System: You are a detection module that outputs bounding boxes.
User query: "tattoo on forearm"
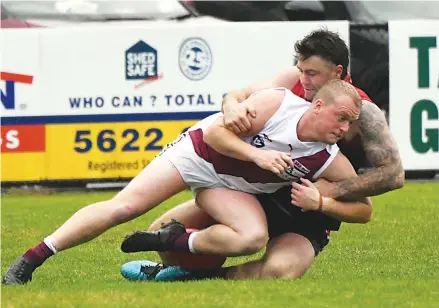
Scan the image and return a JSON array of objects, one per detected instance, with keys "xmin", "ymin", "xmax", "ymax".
[{"xmin": 335, "ymin": 102, "xmax": 404, "ymax": 199}]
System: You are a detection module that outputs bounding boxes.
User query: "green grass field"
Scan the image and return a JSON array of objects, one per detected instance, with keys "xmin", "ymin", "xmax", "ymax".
[{"xmin": 1, "ymin": 182, "xmax": 439, "ymax": 307}]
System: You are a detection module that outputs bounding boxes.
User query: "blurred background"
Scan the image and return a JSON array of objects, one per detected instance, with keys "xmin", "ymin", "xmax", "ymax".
[
  {"xmin": 2, "ymin": 0, "xmax": 438, "ymax": 113},
  {"xmin": 1, "ymin": 1, "xmax": 438, "ymax": 187}
]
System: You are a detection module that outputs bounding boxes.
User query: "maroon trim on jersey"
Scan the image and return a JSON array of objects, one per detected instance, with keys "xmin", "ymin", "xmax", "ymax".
[{"xmin": 189, "ymin": 129, "xmax": 330, "ymax": 184}]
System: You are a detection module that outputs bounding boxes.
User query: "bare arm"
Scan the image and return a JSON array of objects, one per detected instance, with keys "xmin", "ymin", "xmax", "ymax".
[
  {"xmin": 319, "ymin": 152, "xmax": 372, "ymax": 223},
  {"xmin": 204, "ymin": 89, "xmax": 294, "ymax": 173},
  {"xmin": 331, "ymin": 101, "xmax": 405, "ymax": 199},
  {"xmin": 221, "ymin": 67, "xmax": 300, "ymax": 133},
  {"xmin": 292, "ymin": 152, "xmax": 372, "ymax": 223},
  {"xmin": 221, "ymin": 66, "xmax": 300, "ymax": 109}
]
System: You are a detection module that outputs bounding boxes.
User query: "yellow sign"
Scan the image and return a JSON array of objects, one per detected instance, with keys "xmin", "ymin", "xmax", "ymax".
[{"xmin": 1, "ymin": 120, "xmax": 198, "ymax": 182}]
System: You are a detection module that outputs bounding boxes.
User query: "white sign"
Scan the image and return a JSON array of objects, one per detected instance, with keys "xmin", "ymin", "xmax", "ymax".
[
  {"xmin": 0, "ymin": 30, "xmax": 39, "ymax": 115},
  {"xmin": 1, "ymin": 21, "xmax": 349, "ymax": 117},
  {"xmin": 389, "ymin": 20, "xmax": 439, "ymax": 171}
]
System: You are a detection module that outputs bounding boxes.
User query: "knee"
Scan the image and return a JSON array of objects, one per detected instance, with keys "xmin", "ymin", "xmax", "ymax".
[
  {"xmin": 262, "ymin": 258, "xmax": 311, "ymax": 280},
  {"xmin": 239, "ymin": 230, "xmax": 269, "ymax": 255}
]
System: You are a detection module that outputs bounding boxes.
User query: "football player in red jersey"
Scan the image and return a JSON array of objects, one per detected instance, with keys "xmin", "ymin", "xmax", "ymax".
[{"xmin": 120, "ymin": 29, "xmax": 404, "ymax": 282}]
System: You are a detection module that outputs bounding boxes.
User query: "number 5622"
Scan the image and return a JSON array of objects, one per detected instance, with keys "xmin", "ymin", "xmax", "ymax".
[{"xmin": 74, "ymin": 128, "xmax": 164, "ymax": 153}]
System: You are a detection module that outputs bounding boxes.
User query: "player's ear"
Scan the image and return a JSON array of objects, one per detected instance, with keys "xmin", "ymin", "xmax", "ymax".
[
  {"xmin": 314, "ymin": 98, "xmax": 324, "ymax": 114},
  {"xmin": 335, "ymin": 64, "xmax": 343, "ymax": 78}
]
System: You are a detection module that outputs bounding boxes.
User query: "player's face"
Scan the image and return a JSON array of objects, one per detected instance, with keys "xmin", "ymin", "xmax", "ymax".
[
  {"xmin": 297, "ymin": 56, "xmax": 343, "ymax": 101},
  {"xmin": 316, "ymin": 95, "xmax": 360, "ymax": 144}
]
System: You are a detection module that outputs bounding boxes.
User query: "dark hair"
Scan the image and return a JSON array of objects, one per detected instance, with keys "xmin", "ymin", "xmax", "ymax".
[{"xmin": 294, "ymin": 29, "xmax": 350, "ymax": 79}]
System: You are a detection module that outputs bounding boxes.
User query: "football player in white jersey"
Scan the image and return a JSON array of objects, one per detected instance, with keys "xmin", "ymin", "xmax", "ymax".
[
  {"xmin": 120, "ymin": 29, "xmax": 401, "ymax": 282},
  {"xmin": 3, "ymin": 80, "xmax": 371, "ymax": 285},
  {"xmin": 117, "ymin": 80, "xmax": 372, "ymax": 282}
]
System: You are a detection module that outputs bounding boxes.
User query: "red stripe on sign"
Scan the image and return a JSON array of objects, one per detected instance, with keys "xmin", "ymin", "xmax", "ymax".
[
  {"xmin": 0, "ymin": 72, "xmax": 34, "ymax": 84},
  {"xmin": 134, "ymin": 74, "xmax": 163, "ymax": 89},
  {"xmin": 1, "ymin": 125, "xmax": 45, "ymax": 153}
]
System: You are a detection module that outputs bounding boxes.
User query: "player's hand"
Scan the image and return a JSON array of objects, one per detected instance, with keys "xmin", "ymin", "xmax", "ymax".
[
  {"xmin": 223, "ymin": 100, "xmax": 256, "ymax": 134},
  {"xmin": 291, "ymin": 178, "xmax": 320, "ymax": 211},
  {"xmin": 313, "ymin": 178, "xmax": 336, "ymax": 198},
  {"xmin": 251, "ymin": 150, "xmax": 294, "ymax": 175}
]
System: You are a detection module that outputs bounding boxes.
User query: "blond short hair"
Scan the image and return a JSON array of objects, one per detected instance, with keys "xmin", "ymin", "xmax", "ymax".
[{"xmin": 312, "ymin": 79, "xmax": 362, "ymax": 108}]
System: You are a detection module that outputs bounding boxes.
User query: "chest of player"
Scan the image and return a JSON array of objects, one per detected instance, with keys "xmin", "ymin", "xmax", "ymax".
[{"xmin": 243, "ymin": 133, "xmax": 331, "ymax": 182}]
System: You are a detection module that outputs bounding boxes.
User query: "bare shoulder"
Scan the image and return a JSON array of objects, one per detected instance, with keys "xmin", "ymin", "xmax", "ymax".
[
  {"xmin": 358, "ymin": 101, "xmax": 401, "ymax": 167},
  {"xmin": 246, "ymin": 88, "xmax": 286, "ymax": 110},
  {"xmin": 242, "ymin": 89, "xmax": 286, "ymax": 135},
  {"xmin": 358, "ymin": 101, "xmax": 387, "ymax": 140}
]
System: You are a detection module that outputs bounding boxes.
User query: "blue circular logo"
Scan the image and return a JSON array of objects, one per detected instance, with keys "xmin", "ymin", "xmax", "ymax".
[{"xmin": 179, "ymin": 38, "xmax": 212, "ymax": 81}]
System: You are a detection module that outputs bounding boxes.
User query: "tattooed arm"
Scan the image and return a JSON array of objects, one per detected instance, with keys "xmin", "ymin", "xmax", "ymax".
[{"xmin": 317, "ymin": 101, "xmax": 405, "ymax": 200}]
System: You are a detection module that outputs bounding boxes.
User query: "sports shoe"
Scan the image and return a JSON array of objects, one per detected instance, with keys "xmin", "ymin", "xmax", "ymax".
[
  {"xmin": 2, "ymin": 256, "xmax": 37, "ymax": 285},
  {"xmin": 121, "ymin": 219, "xmax": 186, "ymax": 253},
  {"xmin": 120, "ymin": 260, "xmax": 163, "ymax": 281},
  {"xmin": 154, "ymin": 266, "xmax": 195, "ymax": 282}
]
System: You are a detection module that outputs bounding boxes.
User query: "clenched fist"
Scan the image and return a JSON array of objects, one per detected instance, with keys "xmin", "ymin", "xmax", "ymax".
[{"xmin": 223, "ymin": 100, "xmax": 256, "ymax": 134}]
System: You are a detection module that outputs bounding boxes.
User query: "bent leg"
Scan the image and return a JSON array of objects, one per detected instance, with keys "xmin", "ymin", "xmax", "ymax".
[
  {"xmin": 148, "ymin": 199, "xmax": 217, "ymax": 266},
  {"xmin": 3, "ymin": 157, "xmax": 189, "ymax": 285},
  {"xmin": 226, "ymin": 233, "xmax": 315, "ymax": 280},
  {"xmin": 51, "ymin": 157, "xmax": 188, "ymax": 251},
  {"xmin": 149, "ymin": 199, "xmax": 216, "ymax": 232},
  {"xmin": 192, "ymin": 188, "xmax": 268, "ymax": 257}
]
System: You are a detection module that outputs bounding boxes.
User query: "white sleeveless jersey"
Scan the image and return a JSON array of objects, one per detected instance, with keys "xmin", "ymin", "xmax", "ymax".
[{"xmin": 176, "ymin": 88, "xmax": 340, "ymax": 194}]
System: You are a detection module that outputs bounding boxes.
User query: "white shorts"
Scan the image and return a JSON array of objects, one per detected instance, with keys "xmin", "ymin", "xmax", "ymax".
[
  {"xmin": 158, "ymin": 130, "xmax": 291, "ymax": 196},
  {"xmin": 158, "ymin": 132, "xmax": 225, "ymax": 195}
]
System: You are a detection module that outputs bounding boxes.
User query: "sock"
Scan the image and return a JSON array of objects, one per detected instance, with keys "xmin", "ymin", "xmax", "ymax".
[
  {"xmin": 43, "ymin": 236, "xmax": 58, "ymax": 254},
  {"xmin": 23, "ymin": 237, "xmax": 57, "ymax": 267},
  {"xmin": 173, "ymin": 230, "xmax": 201, "ymax": 253},
  {"xmin": 188, "ymin": 231, "xmax": 198, "ymax": 253},
  {"xmin": 172, "ymin": 232, "xmax": 191, "ymax": 252}
]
